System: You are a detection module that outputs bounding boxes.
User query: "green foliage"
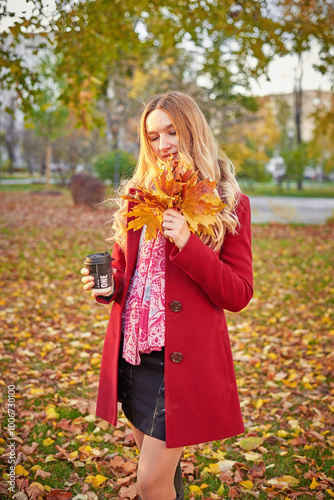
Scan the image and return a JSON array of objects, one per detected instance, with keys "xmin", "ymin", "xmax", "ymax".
[
  {"xmin": 281, "ymin": 142, "xmax": 312, "ymax": 189},
  {"xmin": 280, "ymin": 0, "xmax": 334, "ymax": 70},
  {"xmin": 240, "ymin": 181, "xmax": 334, "ymax": 198},
  {"xmin": 94, "ymin": 150, "xmax": 136, "ymax": 183},
  {"xmin": 2, "ymin": 0, "xmax": 332, "ymax": 125},
  {"xmin": 309, "ymin": 107, "xmax": 334, "ymax": 175},
  {"xmin": 239, "ymin": 159, "xmax": 272, "ymax": 183},
  {"xmin": 273, "ymin": 97, "xmax": 293, "ymax": 152},
  {"xmin": 25, "ymin": 55, "xmax": 69, "ymax": 141},
  {"xmin": 0, "ymin": 0, "xmax": 52, "ymax": 115}
]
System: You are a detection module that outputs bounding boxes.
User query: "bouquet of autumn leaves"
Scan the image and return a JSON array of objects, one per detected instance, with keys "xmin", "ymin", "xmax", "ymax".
[{"xmin": 122, "ymin": 158, "xmax": 227, "ymax": 241}]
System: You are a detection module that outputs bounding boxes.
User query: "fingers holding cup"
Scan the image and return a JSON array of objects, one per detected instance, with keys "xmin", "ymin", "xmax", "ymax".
[{"xmin": 81, "ymin": 268, "xmax": 95, "ymax": 291}]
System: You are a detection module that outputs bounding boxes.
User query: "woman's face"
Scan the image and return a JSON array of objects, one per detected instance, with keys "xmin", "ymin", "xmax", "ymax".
[{"xmin": 146, "ymin": 109, "xmax": 179, "ymax": 163}]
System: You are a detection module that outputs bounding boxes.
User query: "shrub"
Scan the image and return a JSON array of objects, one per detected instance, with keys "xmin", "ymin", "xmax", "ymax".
[
  {"xmin": 94, "ymin": 150, "xmax": 136, "ymax": 184},
  {"xmin": 71, "ymin": 173, "xmax": 105, "ymax": 206}
]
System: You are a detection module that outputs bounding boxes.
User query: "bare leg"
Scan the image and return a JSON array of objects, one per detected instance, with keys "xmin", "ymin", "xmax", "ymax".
[
  {"xmin": 137, "ymin": 434, "xmax": 183, "ymax": 500},
  {"xmin": 128, "ymin": 422, "xmax": 183, "ymax": 500},
  {"xmin": 128, "ymin": 421, "xmax": 145, "ymax": 451}
]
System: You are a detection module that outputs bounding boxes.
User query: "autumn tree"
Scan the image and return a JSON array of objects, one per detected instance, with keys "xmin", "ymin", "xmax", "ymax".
[
  {"xmin": 309, "ymin": 98, "xmax": 334, "ymax": 178},
  {"xmin": 0, "ymin": 92, "xmax": 22, "ymax": 173},
  {"xmin": 224, "ymin": 97, "xmax": 280, "ymax": 182},
  {"xmin": 25, "ymin": 55, "xmax": 71, "ymax": 188},
  {"xmin": 281, "ymin": 142, "xmax": 311, "ymax": 190},
  {"xmin": 276, "ymin": 0, "xmax": 334, "ymax": 156},
  {"xmin": 273, "ymin": 96, "xmax": 293, "ymax": 153},
  {"xmin": 0, "ymin": 0, "xmax": 53, "ymax": 115},
  {"xmin": 0, "ymin": 0, "xmax": 323, "ymax": 122},
  {"xmin": 1, "ymin": 0, "xmax": 333, "ymax": 180}
]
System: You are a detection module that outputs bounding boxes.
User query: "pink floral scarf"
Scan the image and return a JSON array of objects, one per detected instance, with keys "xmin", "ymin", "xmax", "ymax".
[{"xmin": 121, "ymin": 229, "xmax": 165, "ymax": 365}]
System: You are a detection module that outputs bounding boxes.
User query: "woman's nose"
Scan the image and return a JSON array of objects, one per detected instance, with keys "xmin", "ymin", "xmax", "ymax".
[{"xmin": 159, "ymin": 136, "xmax": 171, "ymax": 151}]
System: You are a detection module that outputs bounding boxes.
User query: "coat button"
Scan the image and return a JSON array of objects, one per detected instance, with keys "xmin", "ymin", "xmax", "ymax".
[
  {"xmin": 170, "ymin": 352, "xmax": 183, "ymax": 363},
  {"xmin": 170, "ymin": 300, "xmax": 182, "ymax": 312}
]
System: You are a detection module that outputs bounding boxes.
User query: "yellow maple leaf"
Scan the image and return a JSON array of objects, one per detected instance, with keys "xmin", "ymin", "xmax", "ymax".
[
  {"xmin": 123, "ymin": 158, "xmax": 226, "ymax": 241},
  {"xmin": 127, "ymin": 205, "xmax": 164, "ymax": 240},
  {"xmin": 240, "ymin": 480, "xmax": 254, "ymax": 490},
  {"xmin": 30, "ymin": 388, "xmax": 44, "ymax": 396},
  {"xmin": 211, "ymin": 450, "xmax": 226, "ymax": 460},
  {"xmin": 85, "ymin": 474, "xmax": 108, "ymax": 488},
  {"xmin": 255, "ymin": 398, "xmax": 264, "ymax": 409},
  {"xmin": 205, "ymin": 463, "xmax": 220, "ymax": 474},
  {"xmin": 42, "ymin": 438, "xmax": 55, "ymax": 447},
  {"xmin": 189, "ymin": 484, "xmax": 203, "ymax": 496},
  {"xmin": 45, "ymin": 405, "xmax": 59, "ymax": 420},
  {"xmin": 310, "ymin": 477, "xmax": 320, "ymax": 489},
  {"xmin": 15, "ymin": 465, "xmax": 29, "ymax": 476},
  {"xmin": 277, "ymin": 430, "xmax": 289, "ymax": 438}
]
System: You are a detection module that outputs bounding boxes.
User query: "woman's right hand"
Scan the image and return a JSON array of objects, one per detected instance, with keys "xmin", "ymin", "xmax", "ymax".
[{"xmin": 80, "ymin": 267, "xmax": 116, "ymax": 298}]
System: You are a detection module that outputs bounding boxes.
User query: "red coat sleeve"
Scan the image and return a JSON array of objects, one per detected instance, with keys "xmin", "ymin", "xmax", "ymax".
[{"xmin": 169, "ymin": 193, "xmax": 253, "ymax": 312}]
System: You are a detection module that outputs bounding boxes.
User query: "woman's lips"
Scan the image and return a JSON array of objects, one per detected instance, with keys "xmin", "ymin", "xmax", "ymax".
[{"xmin": 163, "ymin": 153, "xmax": 178, "ymax": 159}]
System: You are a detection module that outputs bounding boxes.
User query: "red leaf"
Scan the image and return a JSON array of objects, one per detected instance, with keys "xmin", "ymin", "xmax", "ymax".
[
  {"xmin": 46, "ymin": 490, "xmax": 72, "ymax": 500},
  {"xmin": 249, "ymin": 461, "xmax": 266, "ymax": 479}
]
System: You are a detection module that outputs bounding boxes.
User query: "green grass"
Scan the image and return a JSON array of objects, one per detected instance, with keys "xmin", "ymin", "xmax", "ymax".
[
  {"xmin": 240, "ymin": 180, "xmax": 334, "ymax": 197},
  {"xmin": 1, "ymin": 193, "xmax": 333, "ymax": 499},
  {"xmin": 1, "ymin": 177, "xmax": 334, "ymax": 198},
  {"xmin": 0, "ymin": 183, "xmax": 69, "ymax": 193}
]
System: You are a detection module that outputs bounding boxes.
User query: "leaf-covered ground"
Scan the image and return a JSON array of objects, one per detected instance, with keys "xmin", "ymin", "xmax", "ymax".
[{"xmin": 0, "ymin": 192, "xmax": 333, "ymax": 500}]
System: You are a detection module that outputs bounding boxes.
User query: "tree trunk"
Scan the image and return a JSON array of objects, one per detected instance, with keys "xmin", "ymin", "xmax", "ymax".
[
  {"xmin": 5, "ymin": 120, "xmax": 17, "ymax": 174},
  {"xmin": 294, "ymin": 54, "xmax": 303, "ymax": 144},
  {"xmin": 45, "ymin": 145, "xmax": 52, "ymax": 191}
]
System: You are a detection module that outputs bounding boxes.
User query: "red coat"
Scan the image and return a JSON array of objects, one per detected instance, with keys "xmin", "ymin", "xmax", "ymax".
[{"xmin": 96, "ymin": 192, "xmax": 253, "ymax": 448}]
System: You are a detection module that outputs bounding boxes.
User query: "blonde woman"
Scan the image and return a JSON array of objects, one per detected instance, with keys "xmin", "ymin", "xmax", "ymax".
[{"xmin": 81, "ymin": 91, "xmax": 253, "ymax": 500}]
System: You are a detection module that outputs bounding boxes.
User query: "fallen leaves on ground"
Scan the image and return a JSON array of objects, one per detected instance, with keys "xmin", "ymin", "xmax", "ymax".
[{"xmin": 0, "ymin": 192, "xmax": 333, "ymax": 499}]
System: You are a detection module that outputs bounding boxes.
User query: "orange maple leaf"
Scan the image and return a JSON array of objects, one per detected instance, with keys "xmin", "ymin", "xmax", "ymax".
[{"xmin": 123, "ymin": 158, "xmax": 226, "ymax": 240}]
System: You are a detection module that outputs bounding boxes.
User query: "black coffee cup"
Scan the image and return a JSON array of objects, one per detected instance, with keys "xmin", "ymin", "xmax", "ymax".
[{"xmin": 84, "ymin": 252, "xmax": 114, "ymax": 294}]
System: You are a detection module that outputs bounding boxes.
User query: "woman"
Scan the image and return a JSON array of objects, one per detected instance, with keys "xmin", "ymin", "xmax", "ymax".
[{"xmin": 81, "ymin": 91, "xmax": 253, "ymax": 500}]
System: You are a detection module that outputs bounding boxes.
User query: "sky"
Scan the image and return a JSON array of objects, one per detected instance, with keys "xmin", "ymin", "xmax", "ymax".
[
  {"xmin": 250, "ymin": 49, "xmax": 332, "ymax": 96},
  {"xmin": 2, "ymin": 0, "xmax": 333, "ymax": 97}
]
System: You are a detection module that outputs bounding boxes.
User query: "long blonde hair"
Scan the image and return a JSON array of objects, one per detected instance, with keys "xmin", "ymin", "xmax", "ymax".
[{"xmin": 112, "ymin": 91, "xmax": 241, "ymax": 252}]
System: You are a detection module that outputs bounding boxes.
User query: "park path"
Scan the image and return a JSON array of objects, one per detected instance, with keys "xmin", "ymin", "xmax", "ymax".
[
  {"xmin": 1, "ymin": 179, "xmax": 334, "ymax": 224},
  {"xmin": 249, "ymin": 196, "xmax": 334, "ymax": 224}
]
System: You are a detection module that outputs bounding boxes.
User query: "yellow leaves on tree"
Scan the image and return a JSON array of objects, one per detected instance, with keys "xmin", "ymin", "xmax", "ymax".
[{"xmin": 123, "ymin": 158, "xmax": 226, "ymax": 241}]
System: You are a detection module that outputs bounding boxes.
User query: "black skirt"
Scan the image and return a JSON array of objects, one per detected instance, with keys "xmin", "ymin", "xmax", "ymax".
[{"xmin": 117, "ymin": 344, "xmax": 166, "ymax": 441}]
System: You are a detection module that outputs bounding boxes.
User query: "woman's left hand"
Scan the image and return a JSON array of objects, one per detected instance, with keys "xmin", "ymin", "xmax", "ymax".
[{"xmin": 163, "ymin": 209, "xmax": 191, "ymax": 250}]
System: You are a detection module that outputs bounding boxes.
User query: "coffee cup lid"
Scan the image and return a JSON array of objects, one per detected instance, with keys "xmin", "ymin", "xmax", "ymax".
[{"xmin": 84, "ymin": 252, "xmax": 114, "ymax": 265}]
